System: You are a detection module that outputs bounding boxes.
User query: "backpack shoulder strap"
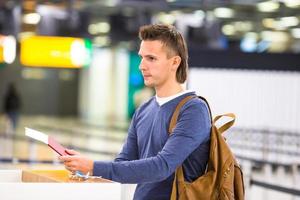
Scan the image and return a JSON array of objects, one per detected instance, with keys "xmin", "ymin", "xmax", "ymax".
[
  {"xmin": 168, "ymin": 95, "xmax": 196, "ymax": 134},
  {"xmin": 213, "ymin": 113, "xmax": 236, "ymax": 134},
  {"xmin": 168, "ymin": 95, "xmax": 212, "ymax": 134},
  {"xmin": 198, "ymin": 96, "xmax": 212, "ymax": 122},
  {"xmin": 197, "ymin": 97, "xmax": 236, "ymax": 135}
]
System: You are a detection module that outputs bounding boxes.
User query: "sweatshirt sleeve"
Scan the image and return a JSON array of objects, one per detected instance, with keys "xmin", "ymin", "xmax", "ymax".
[
  {"xmin": 93, "ymin": 100, "xmax": 211, "ymax": 184},
  {"xmin": 114, "ymin": 113, "xmax": 139, "ymax": 162}
]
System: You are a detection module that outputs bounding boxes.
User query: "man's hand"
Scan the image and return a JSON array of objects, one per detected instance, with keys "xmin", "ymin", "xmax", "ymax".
[{"xmin": 59, "ymin": 149, "xmax": 94, "ymax": 175}]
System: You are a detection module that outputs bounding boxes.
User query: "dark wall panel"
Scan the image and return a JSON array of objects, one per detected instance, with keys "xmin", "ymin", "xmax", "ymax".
[{"xmin": 189, "ymin": 49, "xmax": 300, "ymax": 71}]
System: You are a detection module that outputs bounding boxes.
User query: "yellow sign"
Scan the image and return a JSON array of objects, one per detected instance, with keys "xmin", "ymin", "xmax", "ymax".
[
  {"xmin": 20, "ymin": 36, "xmax": 92, "ymax": 68},
  {"xmin": 0, "ymin": 43, "xmax": 3, "ymax": 63}
]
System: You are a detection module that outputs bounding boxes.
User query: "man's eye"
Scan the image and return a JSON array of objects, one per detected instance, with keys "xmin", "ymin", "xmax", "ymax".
[{"xmin": 148, "ymin": 57, "xmax": 155, "ymax": 61}]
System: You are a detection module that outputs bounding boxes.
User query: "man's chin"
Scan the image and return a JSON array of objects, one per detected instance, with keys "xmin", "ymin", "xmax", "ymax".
[{"xmin": 144, "ymin": 81, "xmax": 154, "ymax": 87}]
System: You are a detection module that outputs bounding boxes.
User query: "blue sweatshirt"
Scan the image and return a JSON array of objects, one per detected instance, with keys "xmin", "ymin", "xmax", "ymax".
[{"xmin": 93, "ymin": 92, "xmax": 211, "ymax": 200}]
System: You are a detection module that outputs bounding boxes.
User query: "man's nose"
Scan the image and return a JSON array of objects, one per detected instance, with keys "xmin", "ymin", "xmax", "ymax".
[{"xmin": 139, "ymin": 59, "xmax": 146, "ymax": 71}]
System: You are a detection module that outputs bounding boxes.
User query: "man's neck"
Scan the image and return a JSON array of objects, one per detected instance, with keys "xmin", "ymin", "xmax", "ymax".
[{"xmin": 155, "ymin": 83, "xmax": 185, "ymax": 98}]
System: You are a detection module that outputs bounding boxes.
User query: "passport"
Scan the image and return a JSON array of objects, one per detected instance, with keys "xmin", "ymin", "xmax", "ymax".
[
  {"xmin": 48, "ymin": 136, "xmax": 69, "ymax": 156},
  {"xmin": 25, "ymin": 127, "xmax": 70, "ymax": 156}
]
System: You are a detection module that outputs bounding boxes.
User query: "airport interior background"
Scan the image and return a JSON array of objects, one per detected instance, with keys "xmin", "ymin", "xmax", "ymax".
[{"xmin": 0, "ymin": 0, "xmax": 300, "ymax": 199}]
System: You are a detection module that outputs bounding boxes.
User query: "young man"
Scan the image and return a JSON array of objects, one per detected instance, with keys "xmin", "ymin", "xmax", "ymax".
[{"xmin": 60, "ymin": 24, "xmax": 211, "ymax": 200}]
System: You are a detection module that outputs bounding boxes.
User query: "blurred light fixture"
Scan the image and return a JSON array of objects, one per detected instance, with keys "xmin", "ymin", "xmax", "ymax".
[
  {"xmin": 170, "ymin": 10, "xmax": 183, "ymax": 16},
  {"xmin": 88, "ymin": 22, "xmax": 110, "ymax": 35},
  {"xmin": 261, "ymin": 31, "xmax": 290, "ymax": 42},
  {"xmin": 263, "ymin": 17, "xmax": 299, "ymax": 30},
  {"xmin": 156, "ymin": 12, "xmax": 176, "ymax": 25},
  {"xmin": 281, "ymin": 0, "xmax": 300, "ymax": 8},
  {"xmin": 260, "ymin": 31, "xmax": 290, "ymax": 52},
  {"xmin": 214, "ymin": 7, "xmax": 234, "ymax": 18},
  {"xmin": 93, "ymin": 36, "xmax": 110, "ymax": 47},
  {"xmin": 245, "ymin": 32, "xmax": 259, "ymax": 39},
  {"xmin": 88, "ymin": 24, "xmax": 98, "ymax": 35},
  {"xmin": 280, "ymin": 16, "xmax": 299, "ymax": 27},
  {"xmin": 291, "ymin": 28, "xmax": 300, "ymax": 38},
  {"xmin": 105, "ymin": 0, "xmax": 118, "ymax": 7},
  {"xmin": 18, "ymin": 32, "xmax": 36, "ymax": 40},
  {"xmin": 194, "ymin": 10, "xmax": 205, "ymax": 19},
  {"xmin": 0, "ymin": 35, "xmax": 16, "ymax": 64},
  {"xmin": 233, "ymin": 21, "xmax": 253, "ymax": 32},
  {"xmin": 21, "ymin": 68, "xmax": 46, "ymax": 80},
  {"xmin": 257, "ymin": 1, "xmax": 280, "ymax": 12},
  {"xmin": 98, "ymin": 22, "xmax": 110, "ymax": 33},
  {"xmin": 20, "ymin": 36, "xmax": 92, "ymax": 68},
  {"xmin": 23, "ymin": 13, "xmax": 41, "ymax": 24},
  {"xmin": 240, "ymin": 32, "xmax": 259, "ymax": 52},
  {"xmin": 193, "ymin": 10, "xmax": 206, "ymax": 26},
  {"xmin": 262, "ymin": 18, "xmax": 285, "ymax": 30},
  {"xmin": 222, "ymin": 24, "xmax": 236, "ymax": 36},
  {"xmin": 262, "ymin": 18, "xmax": 274, "ymax": 29},
  {"xmin": 174, "ymin": 11, "xmax": 205, "ymax": 28}
]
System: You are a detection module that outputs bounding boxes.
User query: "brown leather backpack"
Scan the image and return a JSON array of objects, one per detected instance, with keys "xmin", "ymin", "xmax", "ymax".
[{"xmin": 169, "ymin": 95, "xmax": 245, "ymax": 200}]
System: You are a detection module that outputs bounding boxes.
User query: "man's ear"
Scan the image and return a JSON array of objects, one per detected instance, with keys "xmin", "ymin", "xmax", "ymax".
[{"xmin": 171, "ymin": 55, "xmax": 181, "ymax": 71}]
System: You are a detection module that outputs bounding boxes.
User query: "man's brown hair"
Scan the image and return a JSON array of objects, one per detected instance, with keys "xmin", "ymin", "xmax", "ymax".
[{"xmin": 139, "ymin": 24, "xmax": 188, "ymax": 83}]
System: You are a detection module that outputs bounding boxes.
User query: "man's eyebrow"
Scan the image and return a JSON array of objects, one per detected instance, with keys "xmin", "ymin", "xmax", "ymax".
[{"xmin": 139, "ymin": 54, "xmax": 157, "ymax": 58}]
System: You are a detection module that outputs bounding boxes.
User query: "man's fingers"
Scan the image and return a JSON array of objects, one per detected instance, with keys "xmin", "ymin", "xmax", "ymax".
[
  {"xmin": 59, "ymin": 155, "xmax": 76, "ymax": 162},
  {"xmin": 58, "ymin": 152, "xmax": 91, "ymax": 174},
  {"xmin": 63, "ymin": 160, "xmax": 77, "ymax": 168},
  {"xmin": 65, "ymin": 166, "xmax": 75, "ymax": 172},
  {"xmin": 64, "ymin": 163, "xmax": 77, "ymax": 171},
  {"xmin": 65, "ymin": 149, "xmax": 79, "ymax": 155}
]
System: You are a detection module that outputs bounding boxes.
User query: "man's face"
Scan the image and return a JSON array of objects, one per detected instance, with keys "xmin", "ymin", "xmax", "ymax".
[{"xmin": 138, "ymin": 40, "xmax": 177, "ymax": 89}]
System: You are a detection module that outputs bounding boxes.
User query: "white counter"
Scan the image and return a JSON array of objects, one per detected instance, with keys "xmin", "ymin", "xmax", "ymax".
[{"xmin": 0, "ymin": 170, "xmax": 123, "ymax": 200}]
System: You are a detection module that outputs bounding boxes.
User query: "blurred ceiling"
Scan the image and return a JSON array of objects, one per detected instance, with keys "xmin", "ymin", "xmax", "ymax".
[{"xmin": 0, "ymin": 0, "xmax": 300, "ymax": 53}]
